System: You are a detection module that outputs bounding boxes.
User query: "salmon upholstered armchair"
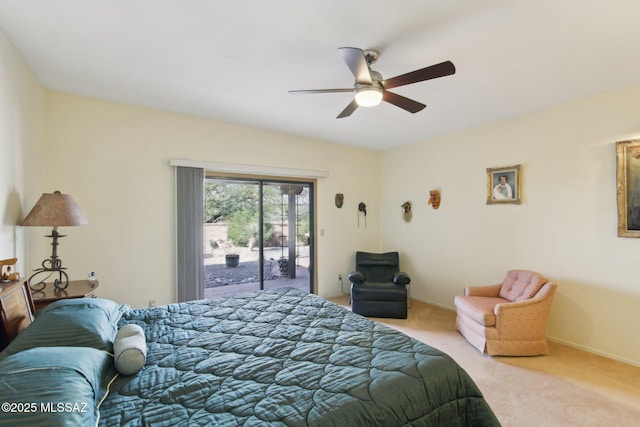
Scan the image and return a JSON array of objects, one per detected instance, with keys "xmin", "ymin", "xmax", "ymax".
[{"xmin": 454, "ymin": 270, "xmax": 556, "ymax": 356}]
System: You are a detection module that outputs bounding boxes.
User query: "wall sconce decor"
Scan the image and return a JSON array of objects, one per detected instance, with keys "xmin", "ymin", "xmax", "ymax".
[
  {"xmin": 428, "ymin": 190, "xmax": 441, "ymax": 209},
  {"xmin": 21, "ymin": 191, "xmax": 89, "ymax": 290}
]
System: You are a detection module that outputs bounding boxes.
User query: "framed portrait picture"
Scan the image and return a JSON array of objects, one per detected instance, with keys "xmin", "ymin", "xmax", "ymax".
[
  {"xmin": 616, "ymin": 139, "xmax": 640, "ymax": 238},
  {"xmin": 487, "ymin": 164, "xmax": 521, "ymax": 205}
]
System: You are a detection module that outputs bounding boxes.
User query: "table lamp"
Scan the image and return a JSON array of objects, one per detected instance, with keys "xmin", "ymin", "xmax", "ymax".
[{"xmin": 21, "ymin": 191, "xmax": 89, "ymax": 290}]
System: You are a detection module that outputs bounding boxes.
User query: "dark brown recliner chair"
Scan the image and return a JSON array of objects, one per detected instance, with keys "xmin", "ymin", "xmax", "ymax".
[{"xmin": 349, "ymin": 251, "xmax": 410, "ymax": 319}]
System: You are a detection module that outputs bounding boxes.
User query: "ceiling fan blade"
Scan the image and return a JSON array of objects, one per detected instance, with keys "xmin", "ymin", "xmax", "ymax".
[
  {"xmin": 382, "ymin": 61, "xmax": 455, "ymax": 90},
  {"xmin": 382, "ymin": 91, "xmax": 426, "ymax": 113},
  {"xmin": 338, "ymin": 47, "xmax": 372, "ymax": 85},
  {"xmin": 337, "ymin": 99, "xmax": 359, "ymax": 119},
  {"xmin": 289, "ymin": 88, "xmax": 353, "ymax": 94}
]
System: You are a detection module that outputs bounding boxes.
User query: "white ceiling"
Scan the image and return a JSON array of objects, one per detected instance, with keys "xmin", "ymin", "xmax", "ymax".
[{"xmin": 1, "ymin": 1, "xmax": 640, "ymax": 151}]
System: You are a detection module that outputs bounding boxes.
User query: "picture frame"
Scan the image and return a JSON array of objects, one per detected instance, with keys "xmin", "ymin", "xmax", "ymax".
[
  {"xmin": 486, "ymin": 164, "xmax": 521, "ymax": 205},
  {"xmin": 615, "ymin": 139, "xmax": 640, "ymax": 238}
]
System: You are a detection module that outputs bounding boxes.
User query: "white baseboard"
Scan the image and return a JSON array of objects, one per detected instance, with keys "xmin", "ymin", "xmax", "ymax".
[
  {"xmin": 412, "ymin": 296, "xmax": 640, "ymax": 368},
  {"xmin": 546, "ymin": 336, "xmax": 640, "ymax": 368}
]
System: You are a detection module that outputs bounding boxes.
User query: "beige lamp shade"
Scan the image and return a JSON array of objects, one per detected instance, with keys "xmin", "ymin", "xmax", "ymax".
[{"xmin": 21, "ymin": 191, "xmax": 89, "ymax": 227}]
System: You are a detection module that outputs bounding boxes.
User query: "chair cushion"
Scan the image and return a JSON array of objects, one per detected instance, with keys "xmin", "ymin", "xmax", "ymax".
[
  {"xmin": 454, "ymin": 296, "xmax": 508, "ymax": 326},
  {"xmin": 351, "ymin": 281, "xmax": 407, "ymax": 302},
  {"xmin": 355, "ymin": 251, "xmax": 400, "ymax": 282},
  {"xmin": 499, "ymin": 270, "xmax": 547, "ymax": 302}
]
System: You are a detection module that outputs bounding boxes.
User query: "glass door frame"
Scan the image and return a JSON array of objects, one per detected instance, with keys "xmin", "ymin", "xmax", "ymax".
[{"xmin": 205, "ymin": 172, "xmax": 316, "ymax": 294}]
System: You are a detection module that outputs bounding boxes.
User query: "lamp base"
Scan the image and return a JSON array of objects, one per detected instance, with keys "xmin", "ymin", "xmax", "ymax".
[
  {"xmin": 28, "ymin": 268, "xmax": 69, "ymax": 291},
  {"xmin": 28, "ymin": 227, "xmax": 70, "ymax": 291}
]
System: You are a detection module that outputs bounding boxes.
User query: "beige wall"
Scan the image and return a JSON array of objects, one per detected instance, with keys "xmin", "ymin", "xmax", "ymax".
[
  {"xmin": 43, "ymin": 92, "xmax": 381, "ymax": 308},
  {"xmin": 3, "ymin": 28, "xmax": 640, "ymax": 366},
  {"xmin": 0, "ymin": 30, "xmax": 47, "ymax": 273},
  {"xmin": 380, "ymin": 84, "xmax": 640, "ymax": 366}
]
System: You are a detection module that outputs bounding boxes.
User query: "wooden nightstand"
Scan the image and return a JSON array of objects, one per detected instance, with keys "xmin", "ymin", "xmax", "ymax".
[
  {"xmin": 0, "ymin": 280, "xmax": 35, "ymax": 350},
  {"xmin": 30, "ymin": 280, "xmax": 99, "ymax": 311}
]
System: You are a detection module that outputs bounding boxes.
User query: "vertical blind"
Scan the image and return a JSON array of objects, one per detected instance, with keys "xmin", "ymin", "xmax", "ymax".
[{"xmin": 176, "ymin": 166, "xmax": 204, "ymax": 302}]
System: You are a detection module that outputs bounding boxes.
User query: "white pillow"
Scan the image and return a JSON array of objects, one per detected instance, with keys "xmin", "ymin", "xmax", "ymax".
[{"xmin": 113, "ymin": 324, "xmax": 147, "ymax": 375}]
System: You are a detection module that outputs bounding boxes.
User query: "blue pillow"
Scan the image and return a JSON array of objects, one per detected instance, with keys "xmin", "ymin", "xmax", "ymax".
[
  {"xmin": 0, "ymin": 298, "xmax": 129, "ymax": 361},
  {"xmin": 0, "ymin": 346, "xmax": 117, "ymax": 426}
]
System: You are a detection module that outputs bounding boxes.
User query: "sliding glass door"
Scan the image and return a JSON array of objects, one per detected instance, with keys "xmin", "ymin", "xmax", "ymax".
[{"xmin": 203, "ymin": 176, "xmax": 313, "ymax": 298}]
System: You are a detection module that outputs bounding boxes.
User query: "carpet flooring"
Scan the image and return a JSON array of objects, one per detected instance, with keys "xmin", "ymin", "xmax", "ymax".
[{"xmin": 329, "ymin": 295, "xmax": 640, "ymax": 427}]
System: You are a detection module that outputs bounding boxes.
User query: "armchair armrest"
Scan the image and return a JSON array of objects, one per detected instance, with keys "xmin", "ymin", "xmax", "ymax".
[
  {"xmin": 465, "ymin": 283, "xmax": 502, "ymax": 297},
  {"xmin": 494, "ymin": 283, "xmax": 556, "ymax": 339},
  {"xmin": 393, "ymin": 272, "xmax": 411, "ymax": 285},
  {"xmin": 348, "ymin": 271, "xmax": 365, "ymax": 284}
]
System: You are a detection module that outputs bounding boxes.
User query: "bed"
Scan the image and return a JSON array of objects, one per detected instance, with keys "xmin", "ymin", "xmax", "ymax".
[{"xmin": 0, "ymin": 287, "xmax": 499, "ymax": 426}]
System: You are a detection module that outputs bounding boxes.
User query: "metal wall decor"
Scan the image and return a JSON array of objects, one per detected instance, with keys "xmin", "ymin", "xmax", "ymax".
[
  {"xmin": 358, "ymin": 202, "xmax": 367, "ymax": 227},
  {"xmin": 401, "ymin": 201, "xmax": 412, "ymax": 222},
  {"xmin": 335, "ymin": 193, "xmax": 344, "ymax": 208}
]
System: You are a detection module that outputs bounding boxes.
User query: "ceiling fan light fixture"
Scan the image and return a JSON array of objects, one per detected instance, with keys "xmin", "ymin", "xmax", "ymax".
[
  {"xmin": 355, "ymin": 86, "xmax": 383, "ymax": 107},
  {"xmin": 290, "ymin": 47, "xmax": 455, "ymax": 118}
]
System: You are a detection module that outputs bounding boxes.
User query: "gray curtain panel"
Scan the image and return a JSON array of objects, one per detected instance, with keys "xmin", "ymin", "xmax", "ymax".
[{"xmin": 176, "ymin": 166, "xmax": 204, "ymax": 302}]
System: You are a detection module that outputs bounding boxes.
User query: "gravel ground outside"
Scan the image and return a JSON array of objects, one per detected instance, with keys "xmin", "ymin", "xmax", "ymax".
[{"xmin": 204, "ymin": 259, "xmax": 282, "ymax": 288}]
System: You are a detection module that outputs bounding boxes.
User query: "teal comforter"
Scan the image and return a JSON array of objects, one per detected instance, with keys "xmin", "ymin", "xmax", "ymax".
[{"xmin": 100, "ymin": 288, "xmax": 499, "ymax": 426}]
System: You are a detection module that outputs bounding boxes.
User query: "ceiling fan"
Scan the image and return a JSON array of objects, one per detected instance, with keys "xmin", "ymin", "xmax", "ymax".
[{"xmin": 289, "ymin": 47, "xmax": 456, "ymax": 118}]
